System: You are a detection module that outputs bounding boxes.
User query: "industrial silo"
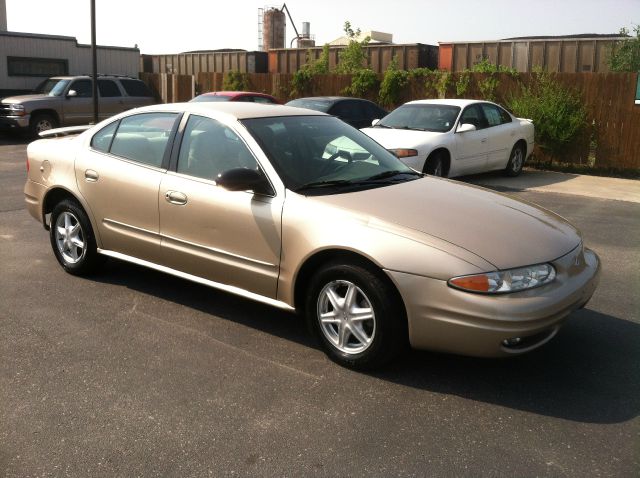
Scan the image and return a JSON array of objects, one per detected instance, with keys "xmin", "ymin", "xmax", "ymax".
[{"xmin": 263, "ymin": 7, "xmax": 286, "ymax": 51}]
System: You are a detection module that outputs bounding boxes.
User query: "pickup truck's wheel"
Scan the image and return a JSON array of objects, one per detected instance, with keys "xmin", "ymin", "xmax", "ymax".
[
  {"xmin": 306, "ymin": 262, "xmax": 406, "ymax": 369},
  {"xmin": 504, "ymin": 143, "xmax": 525, "ymax": 177},
  {"xmin": 50, "ymin": 199, "xmax": 102, "ymax": 276},
  {"xmin": 30, "ymin": 113, "xmax": 58, "ymax": 137}
]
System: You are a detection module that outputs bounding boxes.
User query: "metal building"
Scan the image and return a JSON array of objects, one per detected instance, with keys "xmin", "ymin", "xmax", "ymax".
[{"xmin": 438, "ymin": 35, "xmax": 628, "ymax": 73}]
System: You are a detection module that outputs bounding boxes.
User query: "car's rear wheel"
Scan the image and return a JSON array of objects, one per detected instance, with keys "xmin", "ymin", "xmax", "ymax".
[
  {"xmin": 29, "ymin": 113, "xmax": 58, "ymax": 138},
  {"xmin": 424, "ymin": 152, "xmax": 445, "ymax": 177},
  {"xmin": 505, "ymin": 143, "xmax": 525, "ymax": 177},
  {"xmin": 50, "ymin": 199, "xmax": 102, "ymax": 276},
  {"xmin": 305, "ymin": 262, "xmax": 406, "ymax": 369}
]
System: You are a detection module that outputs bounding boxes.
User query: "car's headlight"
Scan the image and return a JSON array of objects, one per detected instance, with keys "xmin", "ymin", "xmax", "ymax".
[
  {"xmin": 7, "ymin": 104, "xmax": 25, "ymax": 115},
  {"xmin": 389, "ymin": 148, "xmax": 418, "ymax": 158},
  {"xmin": 448, "ymin": 263, "xmax": 556, "ymax": 294}
]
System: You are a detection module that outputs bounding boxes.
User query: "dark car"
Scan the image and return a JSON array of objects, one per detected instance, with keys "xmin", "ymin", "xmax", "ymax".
[
  {"xmin": 285, "ymin": 96, "xmax": 388, "ymax": 129},
  {"xmin": 190, "ymin": 91, "xmax": 281, "ymax": 104}
]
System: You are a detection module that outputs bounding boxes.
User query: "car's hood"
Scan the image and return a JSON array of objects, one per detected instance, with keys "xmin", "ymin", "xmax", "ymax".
[
  {"xmin": 1, "ymin": 94, "xmax": 53, "ymax": 104},
  {"xmin": 361, "ymin": 127, "xmax": 444, "ymax": 148},
  {"xmin": 312, "ymin": 177, "xmax": 581, "ymax": 270}
]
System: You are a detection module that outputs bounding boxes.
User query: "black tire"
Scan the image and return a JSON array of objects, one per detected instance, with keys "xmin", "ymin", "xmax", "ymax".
[
  {"xmin": 49, "ymin": 199, "xmax": 102, "ymax": 276},
  {"xmin": 423, "ymin": 152, "xmax": 445, "ymax": 177},
  {"xmin": 305, "ymin": 262, "xmax": 407, "ymax": 370},
  {"xmin": 29, "ymin": 113, "xmax": 58, "ymax": 138},
  {"xmin": 504, "ymin": 143, "xmax": 525, "ymax": 177}
]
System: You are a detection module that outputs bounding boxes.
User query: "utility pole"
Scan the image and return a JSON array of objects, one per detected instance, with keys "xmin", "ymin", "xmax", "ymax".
[{"xmin": 90, "ymin": 0, "xmax": 98, "ymax": 124}]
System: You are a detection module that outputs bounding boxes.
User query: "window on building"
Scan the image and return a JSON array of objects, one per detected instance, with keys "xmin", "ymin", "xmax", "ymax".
[{"xmin": 7, "ymin": 56, "xmax": 68, "ymax": 77}]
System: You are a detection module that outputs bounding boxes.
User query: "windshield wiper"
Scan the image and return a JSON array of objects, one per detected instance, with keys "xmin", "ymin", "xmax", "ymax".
[
  {"xmin": 373, "ymin": 123, "xmax": 392, "ymax": 128},
  {"xmin": 365, "ymin": 170, "xmax": 423, "ymax": 181},
  {"xmin": 294, "ymin": 179, "xmax": 355, "ymax": 191},
  {"xmin": 394, "ymin": 125, "xmax": 426, "ymax": 131}
]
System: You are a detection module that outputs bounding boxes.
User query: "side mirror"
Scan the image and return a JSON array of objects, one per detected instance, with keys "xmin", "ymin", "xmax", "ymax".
[
  {"xmin": 371, "ymin": 118, "xmax": 380, "ymax": 126},
  {"xmin": 457, "ymin": 123, "xmax": 476, "ymax": 133},
  {"xmin": 216, "ymin": 168, "xmax": 273, "ymax": 195},
  {"xmin": 67, "ymin": 90, "xmax": 78, "ymax": 98}
]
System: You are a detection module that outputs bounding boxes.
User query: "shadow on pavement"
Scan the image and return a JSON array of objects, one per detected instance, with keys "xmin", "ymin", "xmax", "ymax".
[
  {"xmin": 459, "ymin": 169, "xmax": 580, "ymax": 192},
  {"xmin": 0, "ymin": 132, "xmax": 30, "ymax": 146},
  {"xmin": 94, "ymin": 259, "xmax": 640, "ymax": 426}
]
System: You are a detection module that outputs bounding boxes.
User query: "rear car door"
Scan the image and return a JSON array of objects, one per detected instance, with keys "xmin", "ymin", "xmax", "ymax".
[
  {"xmin": 75, "ymin": 112, "xmax": 179, "ymax": 263},
  {"xmin": 97, "ymin": 79, "xmax": 126, "ymax": 120},
  {"xmin": 452, "ymin": 104, "xmax": 489, "ymax": 175},
  {"xmin": 480, "ymin": 103, "xmax": 517, "ymax": 170},
  {"xmin": 158, "ymin": 114, "xmax": 283, "ymax": 298}
]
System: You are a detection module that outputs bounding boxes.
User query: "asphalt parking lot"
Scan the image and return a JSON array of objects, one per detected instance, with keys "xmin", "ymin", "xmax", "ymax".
[{"xmin": 1, "ymin": 135, "xmax": 638, "ymax": 477}]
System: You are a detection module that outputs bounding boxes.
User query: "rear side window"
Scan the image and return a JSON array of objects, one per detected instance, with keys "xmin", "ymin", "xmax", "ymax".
[
  {"xmin": 98, "ymin": 80, "xmax": 121, "ymax": 97},
  {"xmin": 91, "ymin": 121, "xmax": 118, "ymax": 153},
  {"xmin": 481, "ymin": 103, "xmax": 512, "ymax": 127},
  {"xmin": 120, "ymin": 79, "xmax": 153, "ymax": 97},
  {"xmin": 103, "ymin": 113, "xmax": 178, "ymax": 167}
]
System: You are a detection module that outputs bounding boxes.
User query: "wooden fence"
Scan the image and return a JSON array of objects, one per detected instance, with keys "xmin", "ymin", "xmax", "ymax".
[{"xmin": 140, "ymin": 71, "xmax": 640, "ymax": 171}]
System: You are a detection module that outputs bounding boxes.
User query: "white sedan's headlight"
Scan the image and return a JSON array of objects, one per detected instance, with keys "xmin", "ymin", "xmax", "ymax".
[{"xmin": 448, "ymin": 263, "xmax": 556, "ymax": 294}]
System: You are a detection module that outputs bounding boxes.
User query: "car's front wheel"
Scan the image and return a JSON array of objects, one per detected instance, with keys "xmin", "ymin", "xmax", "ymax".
[
  {"xmin": 505, "ymin": 143, "xmax": 525, "ymax": 177},
  {"xmin": 306, "ymin": 262, "xmax": 406, "ymax": 369},
  {"xmin": 423, "ymin": 152, "xmax": 445, "ymax": 177},
  {"xmin": 50, "ymin": 199, "xmax": 102, "ymax": 275}
]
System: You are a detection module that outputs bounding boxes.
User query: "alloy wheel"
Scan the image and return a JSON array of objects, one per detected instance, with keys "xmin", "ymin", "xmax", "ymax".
[
  {"xmin": 54, "ymin": 211, "xmax": 86, "ymax": 264},
  {"xmin": 317, "ymin": 280, "xmax": 376, "ymax": 354}
]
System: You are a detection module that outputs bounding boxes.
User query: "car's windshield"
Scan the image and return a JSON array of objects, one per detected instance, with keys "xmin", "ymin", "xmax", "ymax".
[
  {"xmin": 377, "ymin": 104, "xmax": 461, "ymax": 132},
  {"xmin": 242, "ymin": 115, "xmax": 420, "ymax": 195},
  {"xmin": 34, "ymin": 79, "xmax": 70, "ymax": 96},
  {"xmin": 189, "ymin": 95, "xmax": 232, "ymax": 103},
  {"xmin": 285, "ymin": 99, "xmax": 333, "ymax": 113}
]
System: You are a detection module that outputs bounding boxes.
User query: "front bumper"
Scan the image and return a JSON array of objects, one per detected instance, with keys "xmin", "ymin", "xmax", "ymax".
[
  {"xmin": 0, "ymin": 114, "xmax": 30, "ymax": 130},
  {"xmin": 388, "ymin": 245, "xmax": 600, "ymax": 357}
]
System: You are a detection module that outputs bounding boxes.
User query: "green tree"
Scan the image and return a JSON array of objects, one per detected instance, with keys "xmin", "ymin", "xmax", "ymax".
[
  {"xmin": 608, "ymin": 26, "xmax": 640, "ymax": 72},
  {"xmin": 334, "ymin": 21, "xmax": 370, "ymax": 74}
]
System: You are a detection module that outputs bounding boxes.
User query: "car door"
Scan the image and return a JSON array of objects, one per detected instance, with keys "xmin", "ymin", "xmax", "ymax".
[
  {"xmin": 452, "ymin": 104, "xmax": 489, "ymax": 175},
  {"xmin": 97, "ymin": 79, "xmax": 126, "ymax": 120},
  {"xmin": 63, "ymin": 79, "xmax": 94, "ymax": 125},
  {"xmin": 75, "ymin": 111, "xmax": 180, "ymax": 263},
  {"xmin": 158, "ymin": 114, "xmax": 283, "ymax": 298},
  {"xmin": 480, "ymin": 103, "xmax": 517, "ymax": 170}
]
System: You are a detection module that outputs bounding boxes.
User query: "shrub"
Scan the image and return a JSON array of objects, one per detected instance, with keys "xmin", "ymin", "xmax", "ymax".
[
  {"xmin": 378, "ymin": 57, "xmax": 408, "ymax": 107},
  {"xmin": 290, "ymin": 44, "xmax": 330, "ymax": 97},
  {"xmin": 608, "ymin": 25, "xmax": 640, "ymax": 72},
  {"xmin": 508, "ymin": 69, "xmax": 587, "ymax": 156},
  {"xmin": 222, "ymin": 71, "xmax": 249, "ymax": 91},
  {"xmin": 344, "ymin": 68, "xmax": 379, "ymax": 98}
]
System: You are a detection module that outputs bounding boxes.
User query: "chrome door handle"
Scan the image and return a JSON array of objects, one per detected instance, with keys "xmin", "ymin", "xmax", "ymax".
[
  {"xmin": 84, "ymin": 169, "xmax": 99, "ymax": 181},
  {"xmin": 165, "ymin": 191, "xmax": 188, "ymax": 205}
]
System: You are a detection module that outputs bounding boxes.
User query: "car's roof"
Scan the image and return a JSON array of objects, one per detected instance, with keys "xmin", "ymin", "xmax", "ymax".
[
  {"xmin": 288, "ymin": 96, "xmax": 369, "ymax": 103},
  {"xmin": 405, "ymin": 99, "xmax": 484, "ymax": 107},
  {"xmin": 198, "ymin": 91, "xmax": 275, "ymax": 97},
  {"xmin": 135, "ymin": 101, "xmax": 326, "ymax": 119}
]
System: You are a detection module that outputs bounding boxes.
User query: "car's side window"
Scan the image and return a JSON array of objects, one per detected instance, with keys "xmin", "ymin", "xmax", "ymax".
[
  {"xmin": 498, "ymin": 106, "xmax": 513, "ymax": 124},
  {"xmin": 98, "ymin": 80, "xmax": 122, "ymax": 98},
  {"xmin": 90, "ymin": 120, "xmax": 119, "ymax": 153},
  {"xmin": 460, "ymin": 105, "xmax": 487, "ymax": 129},
  {"xmin": 253, "ymin": 96, "xmax": 276, "ymax": 104},
  {"xmin": 481, "ymin": 104, "xmax": 511, "ymax": 127},
  {"xmin": 176, "ymin": 115, "xmax": 259, "ymax": 182},
  {"xmin": 330, "ymin": 101, "xmax": 351, "ymax": 120},
  {"xmin": 108, "ymin": 113, "xmax": 178, "ymax": 168},
  {"xmin": 69, "ymin": 80, "xmax": 92, "ymax": 98}
]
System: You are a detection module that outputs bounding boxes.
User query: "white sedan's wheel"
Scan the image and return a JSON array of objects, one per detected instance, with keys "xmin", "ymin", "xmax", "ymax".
[{"xmin": 505, "ymin": 144, "xmax": 525, "ymax": 177}]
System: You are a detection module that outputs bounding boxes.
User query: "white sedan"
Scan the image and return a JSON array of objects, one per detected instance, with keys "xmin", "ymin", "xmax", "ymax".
[{"xmin": 361, "ymin": 99, "xmax": 534, "ymax": 178}]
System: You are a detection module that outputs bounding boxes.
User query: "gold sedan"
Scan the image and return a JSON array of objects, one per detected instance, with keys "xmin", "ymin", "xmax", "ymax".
[{"xmin": 24, "ymin": 103, "xmax": 600, "ymax": 369}]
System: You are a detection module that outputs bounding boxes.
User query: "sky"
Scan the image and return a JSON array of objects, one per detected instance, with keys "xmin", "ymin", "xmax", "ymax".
[{"xmin": 5, "ymin": 0, "xmax": 640, "ymax": 54}]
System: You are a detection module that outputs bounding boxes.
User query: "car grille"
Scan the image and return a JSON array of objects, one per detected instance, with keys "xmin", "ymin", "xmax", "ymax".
[{"xmin": 0, "ymin": 104, "xmax": 14, "ymax": 117}]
